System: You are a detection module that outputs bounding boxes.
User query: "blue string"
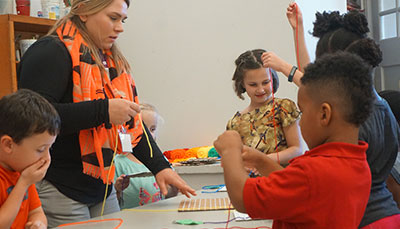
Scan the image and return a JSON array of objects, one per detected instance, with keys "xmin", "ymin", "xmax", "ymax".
[
  {"xmin": 201, "ymin": 184, "xmax": 225, "ymax": 193},
  {"xmin": 248, "ymin": 171, "xmax": 257, "ymax": 178}
]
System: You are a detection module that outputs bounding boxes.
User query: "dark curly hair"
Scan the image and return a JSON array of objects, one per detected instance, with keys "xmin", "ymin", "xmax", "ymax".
[
  {"xmin": 233, "ymin": 49, "xmax": 279, "ymax": 100},
  {"xmin": 0, "ymin": 89, "xmax": 60, "ymax": 144},
  {"xmin": 313, "ymin": 10, "xmax": 382, "ymax": 68},
  {"xmin": 301, "ymin": 52, "xmax": 373, "ymax": 126}
]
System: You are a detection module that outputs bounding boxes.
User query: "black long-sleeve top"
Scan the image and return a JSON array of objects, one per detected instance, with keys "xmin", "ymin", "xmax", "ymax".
[{"xmin": 17, "ymin": 36, "xmax": 170, "ymax": 204}]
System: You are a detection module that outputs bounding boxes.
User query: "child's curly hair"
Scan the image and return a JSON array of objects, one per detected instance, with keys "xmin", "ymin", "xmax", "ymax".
[
  {"xmin": 232, "ymin": 49, "xmax": 279, "ymax": 100},
  {"xmin": 313, "ymin": 11, "xmax": 382, "ymax": 68},
  {"xmin": 301, "ymin": 52, "xmax": 373, "ymax": 126}
]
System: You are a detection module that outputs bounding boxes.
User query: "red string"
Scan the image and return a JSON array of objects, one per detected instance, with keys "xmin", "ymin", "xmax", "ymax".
[
  {"xmin": 225, "ymin": 64, "xmax": 279, "ymax": 229},
  {"xmin": 269, "ymin": 68, "xmax": 279, "ymax": 164},
  {"xmin": 223, "ymin": 202, "xmax": 271, "ymax": 229},
  {"xmin": 225, "ymin": 202, "xmax": 232, "ymax": 228},
  {"xmin": 294, "ymin": 3, "xmax": 301, "ymax": 72}
]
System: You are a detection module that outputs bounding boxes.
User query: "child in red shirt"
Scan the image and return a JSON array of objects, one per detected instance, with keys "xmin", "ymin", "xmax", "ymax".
[
  {"xmin": 0, "ymin": 89, "xmax": 60, "ymax": 229},
  {"xmin": 214, "ymin": 52, "xmax": 373, "ymax": 228}
]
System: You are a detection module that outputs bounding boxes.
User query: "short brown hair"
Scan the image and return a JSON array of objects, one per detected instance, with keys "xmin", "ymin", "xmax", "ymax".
[
  {"xmin": 0, "ymin": 89, "xmax": 60, "ymax": 144},
  {"xmin": 232, "ymin": 49, "xmax": 279, "ymax": 100}
]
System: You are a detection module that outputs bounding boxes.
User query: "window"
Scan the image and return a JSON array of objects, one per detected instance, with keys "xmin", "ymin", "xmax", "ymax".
[
  {"xmin": 380, "ymin": 0, "xmax": 396, "ymax": 11},
  {"xmin": 378, "ymin": 0, "xmax": 400, "ymax": 40},
  {"xmin": 381, "ymin": 13, "xmax": 397, "ymax": 39}
]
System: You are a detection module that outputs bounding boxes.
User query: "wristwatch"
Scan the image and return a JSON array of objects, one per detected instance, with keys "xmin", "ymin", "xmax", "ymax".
[{"xmin": 288, "ymin": 66, "xmax": 298, "ymax": 82}]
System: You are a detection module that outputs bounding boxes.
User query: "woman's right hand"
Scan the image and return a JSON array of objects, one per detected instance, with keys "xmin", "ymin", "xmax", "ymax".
[
  {"xmin": 286, "ymin": 3, "xmax": 303, "ymax": 29},
  {"xmin": 108, "ymin": 98, "xmax": 140, "ymax": 125}
]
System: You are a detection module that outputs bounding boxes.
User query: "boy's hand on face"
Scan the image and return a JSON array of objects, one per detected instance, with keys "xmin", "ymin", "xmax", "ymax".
[
  {"xmin": 20, "ymin": 159, "xmax": 50, "ymax": 187},
  {"xmin": 213, "ymin": 130, "xmax": 243, "ymax": 157}
]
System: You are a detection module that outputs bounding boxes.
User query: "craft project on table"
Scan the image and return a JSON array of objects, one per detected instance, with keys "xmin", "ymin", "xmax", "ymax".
[{"xmin": 178, "ymin": 197, "xmax": 233, "ymax": 212}]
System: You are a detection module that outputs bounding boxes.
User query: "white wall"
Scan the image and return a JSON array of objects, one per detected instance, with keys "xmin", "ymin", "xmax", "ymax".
[
  {"xmin": 296, "ymin": 0, "xmax": 347, "ymax": 61},
  {"xmin": 118, "ymin": 0, "xmax": 345, "ymax": 151}
]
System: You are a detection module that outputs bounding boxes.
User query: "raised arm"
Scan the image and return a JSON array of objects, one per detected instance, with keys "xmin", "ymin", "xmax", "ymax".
[
  {"xmin": 262, "ymin": 51, "xmax": 304, "ymax": 87},
  {"xmin": 286, "ymin": 3, "xmax": 310, "ymax": 72}
]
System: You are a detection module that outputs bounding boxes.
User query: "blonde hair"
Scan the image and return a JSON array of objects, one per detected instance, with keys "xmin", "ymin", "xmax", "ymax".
[
  {"xmin": 140, "ymin": 103, "xmax": 164, "ymax": 125},
  {"xmin": 140, "ymin": 103, "xmax": 158, "ymax": 113},
  {"xmin": 48, "ymin": 0, "xmax": 131, "ymax": 74}
]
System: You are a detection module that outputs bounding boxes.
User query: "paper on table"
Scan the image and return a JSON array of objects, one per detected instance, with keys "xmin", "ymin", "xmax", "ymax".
[
  {"xmin": 218, "ymin": 186, "xmax": 227, "ymax": 192},
  {"xmin": 233, "ymin": 210, "xmax": 252, "ymax": 221}
]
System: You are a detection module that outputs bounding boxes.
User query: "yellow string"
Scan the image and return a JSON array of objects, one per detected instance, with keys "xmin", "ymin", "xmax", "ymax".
[
  {"xmin": 138, "ymin": 114, "xmax": 153, "ymax": 158},
  {"xmin": 101, "ymin": 126, "xmax": 119, "ymax": 216},
  {"xmin": 100, "ymin": 114, "xmax": 153, "ymax": 216}
]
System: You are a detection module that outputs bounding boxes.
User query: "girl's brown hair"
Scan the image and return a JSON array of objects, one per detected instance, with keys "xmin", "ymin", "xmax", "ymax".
[{"xmin": 233, "ymin": 49, "xmax": 279, "ymax": 100}]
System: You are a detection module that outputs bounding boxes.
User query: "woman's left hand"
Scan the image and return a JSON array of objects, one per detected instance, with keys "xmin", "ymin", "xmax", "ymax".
[{"xmin": 155, "ymin": 168, "xmax": 197, "ymax": 198}]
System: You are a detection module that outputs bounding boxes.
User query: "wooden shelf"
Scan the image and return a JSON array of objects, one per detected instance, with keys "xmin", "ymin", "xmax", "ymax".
[{"xmin": 0, "ymin": 14, "xmax": 56, "ymax": 97}]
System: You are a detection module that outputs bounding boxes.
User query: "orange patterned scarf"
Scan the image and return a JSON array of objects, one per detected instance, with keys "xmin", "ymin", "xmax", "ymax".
[{"xmin": 57, "ymin": 20, "xmax": 143, "ymax": 184}]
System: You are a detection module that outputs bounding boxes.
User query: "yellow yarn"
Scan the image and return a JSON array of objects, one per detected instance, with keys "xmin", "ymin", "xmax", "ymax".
[{"xmin": 196, "ymin": 146, "xmax": 213, "ymax": 158}]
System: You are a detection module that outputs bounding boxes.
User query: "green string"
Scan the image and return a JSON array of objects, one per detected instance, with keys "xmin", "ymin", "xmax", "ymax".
[{"xmin": 173, "ymin": 219, "xmax": 203, "ymax": 225}]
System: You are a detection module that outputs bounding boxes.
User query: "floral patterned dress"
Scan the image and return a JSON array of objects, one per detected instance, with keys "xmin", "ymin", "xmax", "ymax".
[{"xmin": 226, "ymin": 98, "xmax": 300, "ymax": 154}]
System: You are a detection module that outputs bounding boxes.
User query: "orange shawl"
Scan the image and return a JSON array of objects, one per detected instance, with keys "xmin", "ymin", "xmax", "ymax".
[{"xmin": 57, "ymin": 20, "xmax": 143, "ymax": 184}]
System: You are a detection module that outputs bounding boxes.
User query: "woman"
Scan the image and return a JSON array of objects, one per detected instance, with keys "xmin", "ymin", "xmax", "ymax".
[{"xmin": 18, "ymin": 0, "xmax": 195, "ymax": 227}]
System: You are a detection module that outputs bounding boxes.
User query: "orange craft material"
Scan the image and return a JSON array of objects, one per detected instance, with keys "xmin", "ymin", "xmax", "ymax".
[
  {"xmin": 163, "ymin": 146, "xmax": 214, "ymax": 163},
  {"xmin": 163, "ymin": 148, "xmax": 189, "ymax": 163}
]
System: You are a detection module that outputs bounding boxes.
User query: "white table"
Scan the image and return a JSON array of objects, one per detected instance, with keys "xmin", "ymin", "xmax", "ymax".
[{"xmin": 57, "ymin": 191, "xmax": 273, "ymax": 229}]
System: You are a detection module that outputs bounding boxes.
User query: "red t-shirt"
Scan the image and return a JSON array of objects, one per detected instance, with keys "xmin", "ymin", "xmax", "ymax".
[
  {"xmin": 243, "ymin": 141, "xmax": 371, "ymax": 229},
  {"xmin": 0, "ymin": 166, "xmax": 41, "ymax": 229}
]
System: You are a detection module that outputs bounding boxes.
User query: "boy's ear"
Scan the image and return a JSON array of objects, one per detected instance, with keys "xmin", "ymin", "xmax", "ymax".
[
  {"xmin": 0, "ymin": 135, "xmax": 14, "ymax": 154},
  {"xmin": 319, "ymin": 102, "xmax": 332, "ymax": 126}
]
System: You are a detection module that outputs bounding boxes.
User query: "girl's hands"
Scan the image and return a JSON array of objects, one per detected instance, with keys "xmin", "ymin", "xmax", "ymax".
[
  {"xmin": 262, "ymin": 51, "xmax": 292, "ymax": 73},
  {"xmin": 286, "ymin": 3, "xmax": 303, "ymax": 29}
]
